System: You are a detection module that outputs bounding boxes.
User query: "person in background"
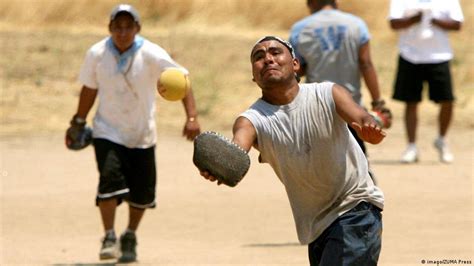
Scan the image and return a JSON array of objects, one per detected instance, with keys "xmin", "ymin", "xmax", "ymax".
[
  {"xmin": 388, "ymin": 0, "xmax": 463, "ymax": 163},
  {"xmin": 66, "ymin": 4, "xmax": 200, "ymax": 263},
  {"xmin": 289, "ymin": 0, "xmax": 388, "ymax": 156}
]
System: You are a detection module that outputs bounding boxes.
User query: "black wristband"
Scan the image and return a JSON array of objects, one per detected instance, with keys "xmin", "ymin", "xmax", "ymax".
[
  {"xmin": 371, "ymin": 99, "xmax": 385, "ymax": 108},
  {"xmin": 71, "ymin": 114, "xmax": 86, "ymax": 126}
]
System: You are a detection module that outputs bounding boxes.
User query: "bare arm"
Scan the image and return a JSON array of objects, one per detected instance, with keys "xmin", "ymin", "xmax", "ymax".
[
  {"xmin": 232, "ymin": 116, "xmax": 258, "ymax": 152},
  {"xmin": 75, "ymin": 85, "xmax": 98, "ymax": 119},
  {"xmin": 181, "ymin": 83, "xmax": 201, "ymax": 141},
  {"xmin": 332, "ymin": 84, "xmax": 386, "ymax": 144},
  {"xmin": 65, "ymin": 86, "xmax": 97, "ymax": 148},
  {"xmin": 358, "ymin": 41, "xmax": 382, "ymax": 103},
  {"xmin": 431, "ymin": 18, "xmax": 462, "ymax": 31},
  {"xmin": 390, "ymin": 12, "xmax": 422, "ymax": 30}
]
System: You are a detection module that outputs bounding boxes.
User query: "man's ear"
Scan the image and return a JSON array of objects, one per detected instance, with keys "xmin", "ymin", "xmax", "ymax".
[
  {"xmin": 136, "ymin": 23, "xmax": 141, "ymax": 33},
  {"xmin": 293, "ymin": 58, "xmax": 301, "ymax": 73}
]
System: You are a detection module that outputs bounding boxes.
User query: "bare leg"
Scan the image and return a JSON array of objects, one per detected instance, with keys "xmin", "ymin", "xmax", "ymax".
[
  {"xmin": 433, "ymin": 101, "xmax": 454, "ymax": 163},
  {"xmin": 405, "ymin": 102, "xmax": 418, "ymax": 143},
  {"xmin": 438, "ymin": 101, "xmax": 453, "ymax": 137},
  {"xmin": 99, "ymin": 198, "xmax": 118, "ymax": 231},
  {"xmin": 99, "ymin": 199, "xmax": 119, "ymax": 260},
  {"xmin": 127, "ymin": 205, "xmax": 145, "ymax": 231},
  {"xmin": 118, "ymin": 205, "xmax": 143, "ymax": 263}
]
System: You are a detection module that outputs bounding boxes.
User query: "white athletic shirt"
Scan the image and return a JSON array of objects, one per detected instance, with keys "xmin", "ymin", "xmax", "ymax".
[
  {"xmin": 79, "ymin": 37, "xmax": 188, "ymax": 148},
  {"xmin": 389, "ymin": 0, "xmax": 464, "ymax": 64},
  {"xmin": 240, "ymin": 82, "xmax": 384, "ymax": 244}
]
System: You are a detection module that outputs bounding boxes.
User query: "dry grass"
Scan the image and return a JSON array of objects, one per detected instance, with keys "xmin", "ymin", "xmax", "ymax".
[
  {"xmin": 0, "ymin": 0, "xmax": 306, "ymax": 29},
  {"xmin": 0, "ymin": 0, "xmax": 472, "ymax": 137}
]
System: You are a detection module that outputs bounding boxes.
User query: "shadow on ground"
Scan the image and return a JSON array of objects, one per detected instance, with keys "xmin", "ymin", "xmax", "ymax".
[{"xmin": 242, "ymin": 242, "xmax": 301, "ymax": 248}]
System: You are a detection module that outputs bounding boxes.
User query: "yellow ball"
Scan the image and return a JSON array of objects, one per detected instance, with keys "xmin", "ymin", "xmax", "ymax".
[{"xmin": 158, "ymin": 68, "xmax": 190, "ymax": 101}]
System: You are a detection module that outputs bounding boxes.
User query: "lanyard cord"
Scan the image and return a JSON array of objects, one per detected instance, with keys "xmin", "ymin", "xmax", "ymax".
[{"xmin": 115, "ymin": 53, "xmax": 138, "ymax": 98}]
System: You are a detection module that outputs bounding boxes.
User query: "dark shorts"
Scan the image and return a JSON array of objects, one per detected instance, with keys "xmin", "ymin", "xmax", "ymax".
[
  {"xmin": 348, "ymin": 126, "xmax": 366, "ymax": 155},
  {"xmin": 393, "ymin": 56, "xmax": 454, "ymax": 103},
  {"xmin": 308, "ymin": 202, "xmax": 383, "ymax": 266},
  {"xmin": 93, "ymin": 138, "xmax": 156, "ymax": 209}
]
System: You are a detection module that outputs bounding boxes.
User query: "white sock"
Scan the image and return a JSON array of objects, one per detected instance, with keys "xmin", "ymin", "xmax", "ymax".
[{"xmin": 407, "ymin": 143, "xmax": 417, "ymax": 150}]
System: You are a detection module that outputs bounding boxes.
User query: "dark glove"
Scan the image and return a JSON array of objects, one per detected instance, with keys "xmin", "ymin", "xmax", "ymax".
[{"xmin": 65, "ymin": 115, "xmax": 93, "ymax": 150}]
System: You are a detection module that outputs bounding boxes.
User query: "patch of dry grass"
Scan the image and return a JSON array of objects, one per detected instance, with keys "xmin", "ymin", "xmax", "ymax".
[
  {"xmin": 0, "ymin": 0, "xmax": 307, "ymax": 29},
  {"xmin": 0, "ymin": 0, "xmax": 472, "ymax": 137}
]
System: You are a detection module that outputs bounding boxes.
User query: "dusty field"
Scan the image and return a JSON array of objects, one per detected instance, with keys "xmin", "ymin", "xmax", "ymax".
[
  {"xmin": 0, "ymin": 0, "xmax": 473, "ymax": 265},
  {"xmin": 1, "ymin": 116, "xmax": 472, "ymax": 265}
]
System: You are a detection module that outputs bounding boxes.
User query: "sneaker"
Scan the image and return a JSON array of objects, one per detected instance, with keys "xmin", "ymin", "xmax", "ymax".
[
  {"xmin": 401, "ymin": 145, "xmax": 418, "ymax": 163},
  {"xmin": 434, "ymin": 138, "xmax": 454, "ymax": 163},
  {"xmin": 99, "ymin": 233, "xmax": 118, "ymax": 260},
  {"xmin": 118, "ymin": 232, "xmax": 137, "ymax": 263}
]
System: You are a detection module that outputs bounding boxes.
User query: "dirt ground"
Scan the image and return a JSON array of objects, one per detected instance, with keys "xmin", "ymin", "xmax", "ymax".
[
  {"xmin": 0, "ymin": 112, "xmax": 472, "ymax": 266},
  {"xmin": 0, "ymin": 0, "xmax": 472, "ymax": 264}
]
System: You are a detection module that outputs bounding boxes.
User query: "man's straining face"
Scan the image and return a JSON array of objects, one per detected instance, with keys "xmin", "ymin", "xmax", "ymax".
[{"xmin": 250, "ymin": 40, "xmax": 299, "ymax": 88}]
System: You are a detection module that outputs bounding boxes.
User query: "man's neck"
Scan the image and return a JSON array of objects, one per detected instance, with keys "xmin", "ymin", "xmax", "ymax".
[
  {"xmin": 311, "ymin": 4, "xmax": 336, "ymax": 14},
  {"xmin": 116, "ymin": 44, "xmax": 133, "ymax": 54},
  {"xmin": 261, "ymin": 82, "xmax": 300, "ymax": 106}
]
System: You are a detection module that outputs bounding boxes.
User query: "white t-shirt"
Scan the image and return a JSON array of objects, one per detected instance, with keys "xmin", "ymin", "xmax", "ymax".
[
  {"xmin": 389, "ymin": 0, "xmax": 464, "ymax": 64},
  {"xmin": 79, "ymin": 37, "xmax": 187, "ymax": 148},
  {"xmin": 240, "ymin": 83, "xmax": 384, "ymax": 244}
]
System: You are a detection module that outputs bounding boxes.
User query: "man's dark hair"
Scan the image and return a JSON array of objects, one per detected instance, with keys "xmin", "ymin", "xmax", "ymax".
[{"xmin": 307, "ymin": 0, "xmax": 337, "ymax": 8}]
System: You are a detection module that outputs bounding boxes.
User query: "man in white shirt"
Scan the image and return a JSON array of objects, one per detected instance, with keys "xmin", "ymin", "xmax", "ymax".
[
  {"xmin": 388, "ymin": 0, "xmax": 463, "ymax": 163},
  {"xmin": 66, "ymin": 4, "xmax": 201, "ymax": 263}
]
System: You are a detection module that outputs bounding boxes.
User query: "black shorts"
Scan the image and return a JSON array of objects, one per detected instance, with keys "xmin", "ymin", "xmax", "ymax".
[
  {"xmin": 93, "ymin": 138, "xmax": 156, "ymax": 209},
  {"xmin": 348, "ymin": 126, "xmax": 366, "ymax": 155},
  {"xmin": 392, "ymin": 56, "xmax": 454, "ymax": 103}
]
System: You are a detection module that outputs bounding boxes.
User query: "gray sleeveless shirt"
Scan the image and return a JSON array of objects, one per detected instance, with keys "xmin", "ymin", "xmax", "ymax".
[{"xmin": 240, "ymin": 82, "xmax": 384, "ymax": 244}]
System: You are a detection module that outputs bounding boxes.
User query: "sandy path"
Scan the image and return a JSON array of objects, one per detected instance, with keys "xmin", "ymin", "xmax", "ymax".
[{"xmin": 0, "ymin": 121, "xmax": 472, "ymax": 265}]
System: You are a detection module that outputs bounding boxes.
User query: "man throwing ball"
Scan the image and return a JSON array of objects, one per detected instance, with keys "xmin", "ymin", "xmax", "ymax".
[
  {"xmin": 199, "ymin": 36, "xmax": 385, "ymax": 266},
  {"xmin": 66, "ymin": 4, "xmax": 200, "ymax": 263}
]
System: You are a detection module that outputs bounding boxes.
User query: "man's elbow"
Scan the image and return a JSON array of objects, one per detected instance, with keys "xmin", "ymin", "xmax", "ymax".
[
  {"xmin": 389, "ymin": 20, "xmax": 404, "ymax": 30},
  {"xmin": 389, "ymin": 20, "xmax": 398, "ymax": 30},
  {"xmin": 454, "ymin": 21, "xmax": 462, "ymax": 31},
  {"xmin": 359, "ymin": 60, "xmax": 373, "ymax": 72}
]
